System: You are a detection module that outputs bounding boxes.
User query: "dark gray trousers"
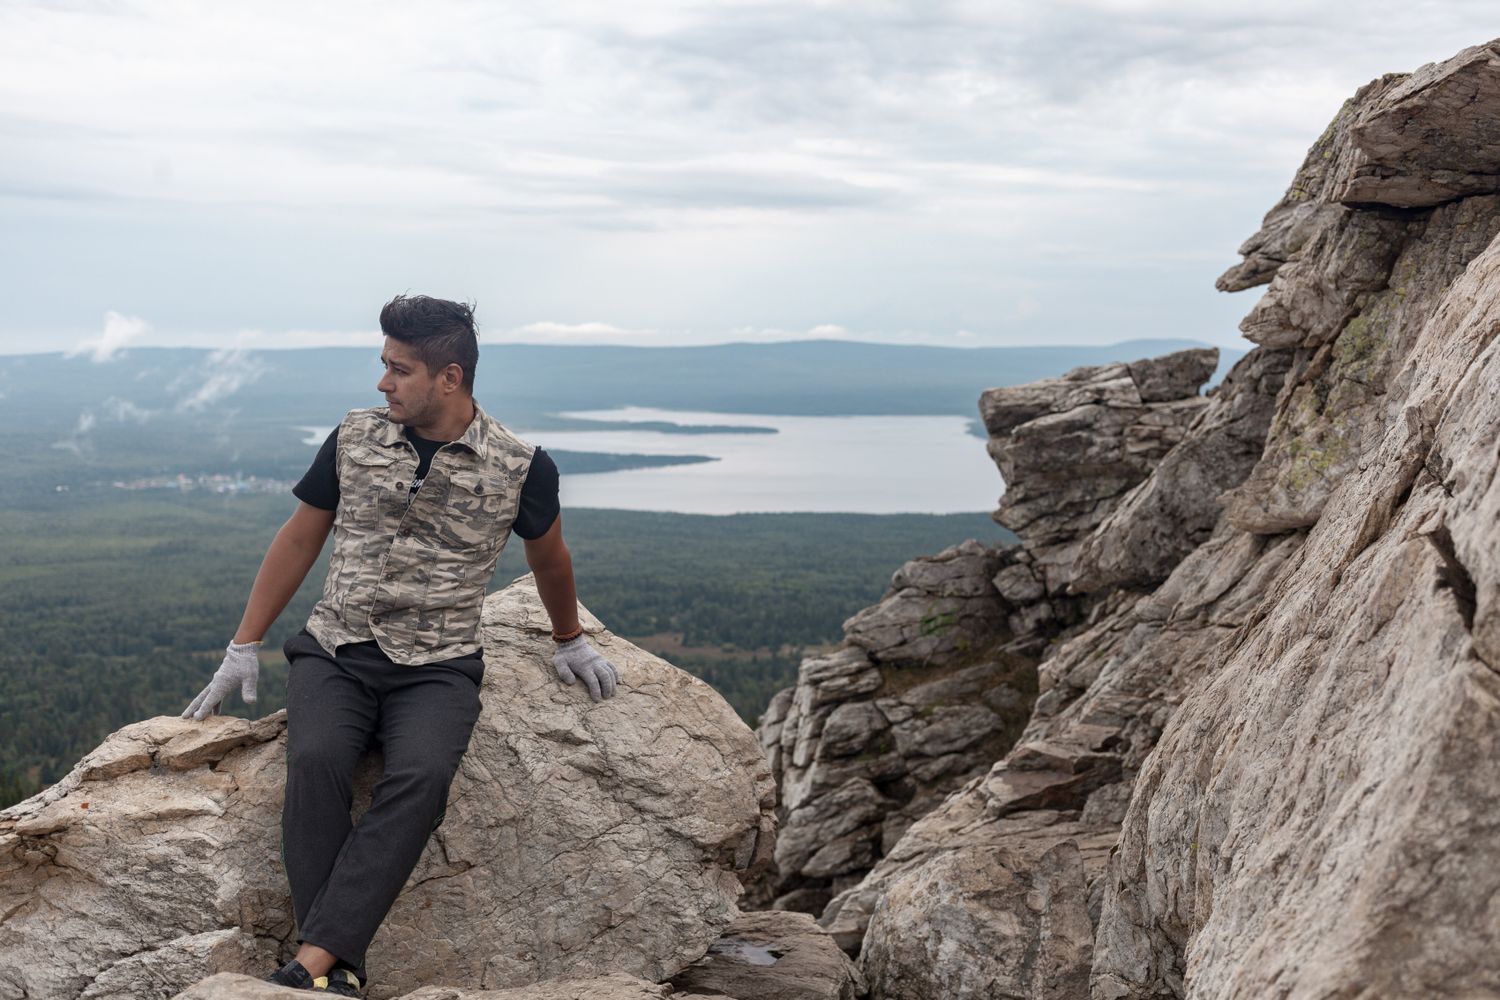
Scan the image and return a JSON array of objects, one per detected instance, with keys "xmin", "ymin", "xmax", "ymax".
[{"xmin": 280, "ymin": 628, "xmax": 484, "ymax": 976}]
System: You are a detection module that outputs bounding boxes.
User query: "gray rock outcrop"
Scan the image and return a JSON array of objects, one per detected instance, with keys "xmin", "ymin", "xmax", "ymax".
[
  {"xmin": 842, "ymin": 539, "xmax": 1012, "ymax": 664},
  {"xmin": 1091, "ymin": 40, "xmax": 1500, "ymax": 1000},
  {"xmin": 981, "ymin": 348, "xmax": 1218, "ymax": 596},
  {"xmin": 0, "ymin": 579, "xmax": 776, "ymax": 1000},
  {"xmin": 754, "ymin": 349, "xmax": 1221, "ymax": 917},
  {"xmin": 1069, "ymin": 347, "xmax": 1292, "ymax": 593},
  {"xmin": 808, "ymin": 36, "xmax": 1500, "ymax": 1000},
  {"xmin": 755, "ymin": 543, "xmax": 1037, "ymax": 914}
]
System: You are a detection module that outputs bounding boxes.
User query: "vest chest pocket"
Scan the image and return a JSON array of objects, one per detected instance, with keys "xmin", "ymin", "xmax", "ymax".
[
  {"xmin": 341, "ymin": 445, "xmax": 399, "ymax": 527},
  {"xmin": 446, "ymin": 471, "xmax": 508, "ymax": 547}
]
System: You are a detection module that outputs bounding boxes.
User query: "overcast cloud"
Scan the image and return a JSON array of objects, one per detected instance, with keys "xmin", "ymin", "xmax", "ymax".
[{"xmin": 1, "ymin": 1, "xmax": 1497, "ymax": 354}]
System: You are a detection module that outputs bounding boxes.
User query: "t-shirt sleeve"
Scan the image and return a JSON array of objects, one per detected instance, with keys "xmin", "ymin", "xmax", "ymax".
[
  {"xmin": 292, "ymin": 428, "xmax": 340, "ymax": 510},
  {"xmin": 512, "ymin": 447, "xmax": 560, "ymax": 540}
]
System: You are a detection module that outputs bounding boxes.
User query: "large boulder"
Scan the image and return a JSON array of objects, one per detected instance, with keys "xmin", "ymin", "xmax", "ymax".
[
  {"xmin": 0, "ymin": 577, "xmax": 776, "ymax": 1000},
  {"xmin": 1334, "ymin": 40, "xmax": 1500, "ymax": 208}
]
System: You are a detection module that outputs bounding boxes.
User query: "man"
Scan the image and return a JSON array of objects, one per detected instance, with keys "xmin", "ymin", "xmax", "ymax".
[{"xmin": 180, "ymin": 295, "xmax": 621, "ymax": 997}]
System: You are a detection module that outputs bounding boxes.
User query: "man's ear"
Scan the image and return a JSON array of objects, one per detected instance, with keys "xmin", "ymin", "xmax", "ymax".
[{"xmin": 440, "ymin": 362, "xmax": 464, "ymax": 394}]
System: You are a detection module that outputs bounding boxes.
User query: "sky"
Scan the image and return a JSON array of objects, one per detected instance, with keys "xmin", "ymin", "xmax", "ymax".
[{"xmin": 2, "ymin": 1, "xmax": 1497, "ymax": 356}]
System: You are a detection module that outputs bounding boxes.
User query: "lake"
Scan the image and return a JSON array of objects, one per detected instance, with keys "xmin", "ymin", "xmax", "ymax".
[{"xmin": 516, "ymin": 406, "xmax": 1005, "ymax": 515}]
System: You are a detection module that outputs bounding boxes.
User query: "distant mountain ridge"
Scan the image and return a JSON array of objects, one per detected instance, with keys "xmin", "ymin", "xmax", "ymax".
[
  {"xmin": 0, "ymin": 338, "xmax": 1239, "ymax": 428},
  {"xmin": 0, "ymin": 337, "xmax": 1239, "ymax": 503}
]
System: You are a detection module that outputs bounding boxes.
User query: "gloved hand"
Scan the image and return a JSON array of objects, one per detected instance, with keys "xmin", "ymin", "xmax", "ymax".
[
  {"xmin": 552, "ymin": 635, "xmax": 621, "ymax": 702},
  {"xmin": 182, "ymin": 640, "xmax": 262, "ymax": 721}
]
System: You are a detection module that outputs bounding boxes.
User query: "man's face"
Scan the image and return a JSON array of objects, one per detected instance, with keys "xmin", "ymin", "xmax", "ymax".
[{"xmin": 376, "ymin": 337, "xmax": 440, "ymax": 426}]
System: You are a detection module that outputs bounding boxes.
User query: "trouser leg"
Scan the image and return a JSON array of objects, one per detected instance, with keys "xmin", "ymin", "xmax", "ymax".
[
  {"xmin": 281, "ymin": 631, "xmax": 379, "ymax": 940},
  {"xmin": 295, "ymin": 649, "xmax": 484, "ymax": 969}
]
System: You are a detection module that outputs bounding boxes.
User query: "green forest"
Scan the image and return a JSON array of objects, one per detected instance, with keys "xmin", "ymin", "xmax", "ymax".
[{"xmin": 0, "ymin": 492, "xmax": 1013, "ymax": 809}]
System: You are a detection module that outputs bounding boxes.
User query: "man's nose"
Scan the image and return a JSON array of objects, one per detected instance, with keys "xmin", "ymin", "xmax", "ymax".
[{"xmin": 377, "ymin": 372, "xmax": 393, "ymax": 393}]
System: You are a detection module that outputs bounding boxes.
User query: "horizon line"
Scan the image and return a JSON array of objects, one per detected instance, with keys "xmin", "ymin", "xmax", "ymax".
[{"xmin": 0, "ymin": 335, "xmax": 1238, "ymax": 360}]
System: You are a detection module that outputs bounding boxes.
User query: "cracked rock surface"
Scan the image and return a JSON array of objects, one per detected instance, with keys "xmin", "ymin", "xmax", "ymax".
[
  {"xmin": 797, "ymin": 35, "xmax": 1500, "ymax": 1000},
  {"xmin": 1093, "ymin": 82, "xmax": 1500, "ymax": 991},
  {"xmin": 0, "ymin": 578, "xmax": 775, "ymax": 1000}
]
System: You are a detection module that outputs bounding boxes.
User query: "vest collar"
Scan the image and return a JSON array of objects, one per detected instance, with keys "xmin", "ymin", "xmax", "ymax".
[{"xmin": 375, "ymin": 401, "xmax": 491, "ymax": 459}]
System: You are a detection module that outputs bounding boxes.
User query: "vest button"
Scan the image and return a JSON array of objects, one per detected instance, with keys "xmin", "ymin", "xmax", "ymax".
[
  {"xmin": 399, "ymin": 527, "xmax": 412, "ymax": 537},
  {"xmin": 395, "ymin": 482, "xmax": 405, "ymax": 491},
  {"xmin": 371, "ymin": 616, "xmax": 383, "ymax": 625}
]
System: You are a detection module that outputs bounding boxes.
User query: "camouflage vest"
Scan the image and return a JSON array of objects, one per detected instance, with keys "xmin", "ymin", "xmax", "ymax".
[{"xmin": 304, "ymin": 403, "xmax": 536, "ymax": 665}]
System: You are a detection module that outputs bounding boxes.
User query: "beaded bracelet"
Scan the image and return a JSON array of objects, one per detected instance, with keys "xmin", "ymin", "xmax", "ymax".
[{"xmin": 552, "ymin": 624, "xmax": 585, "ymax": 643}]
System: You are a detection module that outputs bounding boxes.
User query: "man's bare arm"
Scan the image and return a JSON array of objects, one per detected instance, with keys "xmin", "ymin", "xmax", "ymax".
[
  {"xmin": 233, "ymin": 501, "xmax": 336, "ymax": 643},
  {"xmin": 523, "ymin": 513, "xmax": 581, "ymax": 634},
  {"xmin": 524, "ymin": 514, "xmax": 619, "ymax": 700}
]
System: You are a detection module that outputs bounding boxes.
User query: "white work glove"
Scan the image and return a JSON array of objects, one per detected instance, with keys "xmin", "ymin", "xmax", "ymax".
[
  {"xmin": 552, "ymin": 636, "xmax": 621, "ymax": 702},
  {"xmin": 182, "ymin": 640, "xmax": 261, "ymax": 721}
]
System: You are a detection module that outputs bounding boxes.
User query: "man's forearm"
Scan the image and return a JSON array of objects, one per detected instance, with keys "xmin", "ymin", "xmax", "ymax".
[
  {"xmin": 531, "ymin": 553, "xmax": 581, "ymax": 636},
  {"xmin": 233, "ymin": 525, "xmax": 325, "ymax": 643},
  {"xmin": 531, "ymin": 543, "xmax": 622, "ymax": 700}
]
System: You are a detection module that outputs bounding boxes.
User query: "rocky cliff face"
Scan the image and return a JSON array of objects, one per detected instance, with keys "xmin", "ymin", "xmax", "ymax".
[
  {"xmin": 1091, "ymin": 42, "xmax": 1500, "ymax": 999},
  {"xmin": 760, "ymin": 37, "xmax": 1500, "ymax": 1000}
]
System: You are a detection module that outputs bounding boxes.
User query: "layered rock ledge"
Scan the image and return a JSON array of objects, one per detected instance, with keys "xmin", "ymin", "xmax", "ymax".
[{"xmin": 754, "ymin": 347, "xmax": 1222, "ymax": 915}]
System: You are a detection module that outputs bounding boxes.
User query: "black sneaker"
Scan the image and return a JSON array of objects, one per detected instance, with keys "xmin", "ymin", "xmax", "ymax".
[
  {"xmin": 315, "ymin": 967, "xmax": 364, "ymax": 997},
  {"xmin": 264, "ymin": 958, "xmax": 316, "ymax": 989}
]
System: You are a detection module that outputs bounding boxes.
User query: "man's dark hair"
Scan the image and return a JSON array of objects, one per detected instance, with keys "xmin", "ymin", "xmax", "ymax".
[{"xmin": 379, "ymin": 294, "xmax": 480, "ymax": 392}]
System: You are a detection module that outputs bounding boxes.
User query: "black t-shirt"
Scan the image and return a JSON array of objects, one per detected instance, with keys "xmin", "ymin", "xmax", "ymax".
[{"xmin": 293, "ymin": 425, "xmax": 560, "ymax": 540}]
